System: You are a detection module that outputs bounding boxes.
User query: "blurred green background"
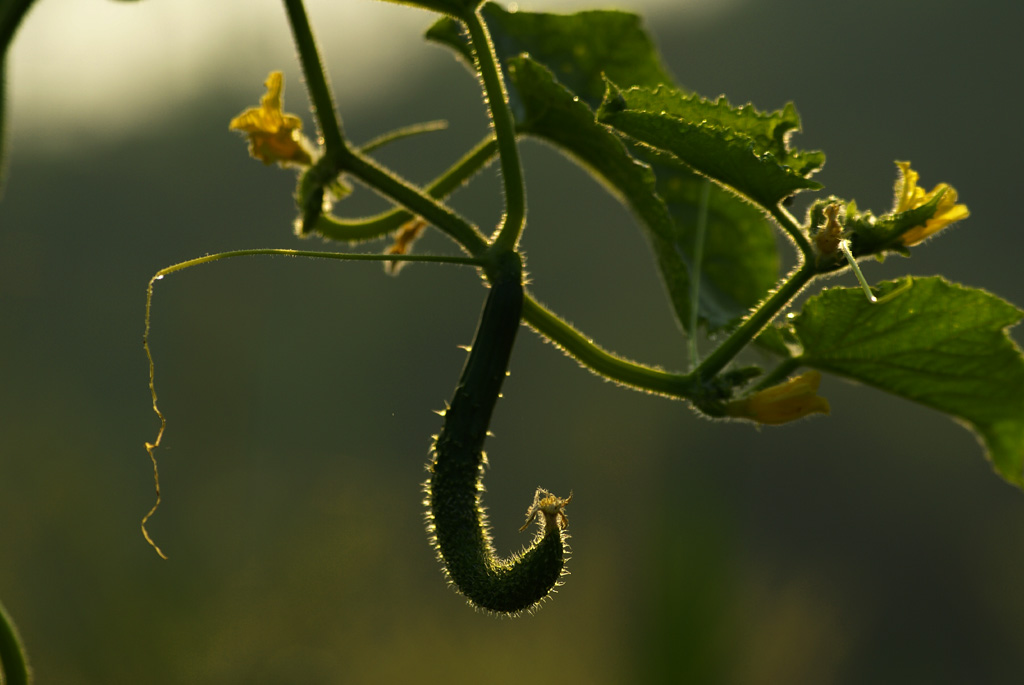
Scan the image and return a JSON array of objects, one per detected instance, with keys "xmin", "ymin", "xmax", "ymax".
[{"xmin": 2, "ymin": 0, "xmax": 1023, "ymax": 682}]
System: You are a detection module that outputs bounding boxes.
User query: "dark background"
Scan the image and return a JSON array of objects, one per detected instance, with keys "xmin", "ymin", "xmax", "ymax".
[{"xmin": 2, "ymin": 0, "xmax": 1023, "ymax": 682}]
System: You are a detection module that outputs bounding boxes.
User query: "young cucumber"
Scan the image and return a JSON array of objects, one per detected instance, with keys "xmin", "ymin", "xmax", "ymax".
[{"xmin": 425, "ymin": 255, "xmax": 569, "ymax": 614}]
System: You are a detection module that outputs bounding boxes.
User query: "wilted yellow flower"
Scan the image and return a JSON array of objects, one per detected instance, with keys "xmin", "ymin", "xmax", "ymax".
[
  {"xmin": 814, "ymin": 203, "xmax": 843, "ymax": 258},
  {"xmin": 725, "ymin": 370, "xmax": 830, "ymax": 425},
  {"xmin": 229, "ymin": 71, "xmax": 314, "ymax": 167},
  {"xmin": 892, "ymin": 161, "xmax": 969, "ymax": 246}
]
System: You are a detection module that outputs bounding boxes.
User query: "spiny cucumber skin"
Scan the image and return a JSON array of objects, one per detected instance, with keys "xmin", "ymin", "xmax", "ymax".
[{"xmin": 425, "ymin": 262, "xmax": 568, "ymax": 614}]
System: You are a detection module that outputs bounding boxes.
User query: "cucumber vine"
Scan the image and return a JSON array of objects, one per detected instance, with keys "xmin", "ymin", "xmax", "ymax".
[
  {"xmin": 147, "ymin": 0, "xmax": 1024, "ymax": 614},
  {"xmin": 0, "ymin": 7, "xmax": 1020, "ymax": 670}
]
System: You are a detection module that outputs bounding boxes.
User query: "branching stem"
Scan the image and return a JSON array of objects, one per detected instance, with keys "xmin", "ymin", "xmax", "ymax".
[
  {"xmin": 312, "ymin": 135, "xmax": 498, "ymax": 244},
  {"xmin": 338, "ymin": 147, "xmax": 489, "ymax": 256}
]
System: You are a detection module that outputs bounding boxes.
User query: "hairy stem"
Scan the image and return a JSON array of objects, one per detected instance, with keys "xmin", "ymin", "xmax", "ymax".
[
  {"xmin": 694, "ymin": 261, "xmax": 816, "ymax": 383},
  {"xmin": 522, "ymin": 295, "xmax": 698, "ymax": 399},
  {"xmin": 283, "ymin": 0, "xmax": 492, "ymax": 260},
  {"xmin": 461, "ymin": 8, "xmax": 525, "ymax": 251},
  {"xmin": 312, "ymin": 135, "xmax": 498, "ymax": 243},
  {"xmin": 339, "ymin": 147, "xmax": 489, "ymax": 256},
  {"xmin": 282, "ymin": 0, "xmax": 347, "ymax": 157},
  {"xmin": 769, "ymin": 203, "xmax": 814, "ymax": 264},
  {"xmin": 358, "ymin": 120, "xmax": 448, "ymax": 155}
]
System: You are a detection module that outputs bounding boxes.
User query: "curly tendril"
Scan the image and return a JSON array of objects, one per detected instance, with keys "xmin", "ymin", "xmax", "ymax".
[{"xmin": 425, "ymin": 253, "xmax": 571, "ymax": 614}]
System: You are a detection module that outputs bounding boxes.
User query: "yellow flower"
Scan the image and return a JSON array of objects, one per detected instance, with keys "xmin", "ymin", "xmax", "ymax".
[
  {"xmin": 229, "ymin": 71, "xmax": 314, "ymax": 167},
  {"xmin": 892, "ymin": 161, "xmax": 970, "ymax": 246},
  {"xmin": 725, "ymin": 370, "xmax": 830, "ymax": 425}
]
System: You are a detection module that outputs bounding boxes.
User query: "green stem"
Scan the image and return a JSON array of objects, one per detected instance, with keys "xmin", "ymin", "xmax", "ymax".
[
  {"xmin": 0, "ymin": 598, "xmax": 30, "ymax": 685},
  {"xmin": 461, "ymin": 9, "xmax": 525, "ymax": 251},
  {"xmin": 283, "ymin": 0, "xmax": 490, "ymax": 260},
  {"xmin": 839, "ymin": 239, "xmax": 878, "ymax": 303},
  {"xmin": 339, "ymin": 147, "xmax": 489, "ymax": 256},
  {"xmin": 751, "ymin": 357, "xmax": 800, "ymax": 392},
  {"xmin": 694, "ymin": 261, "xmax": 816, "ymax": 383},
  {"xmin": 521, "ymin": 295, "xmax": 698, "ymax": 399},
  {"xmin": 152, "ymin": 249, "xmax": 482, "ymax": 278},
  {"xmin": 359, "ymin": 120, "xmax": 448, "ymax": 155},
  {"xmin": 688, "ymin": 203, "xmax": 817, "ymax": 384},
  {"xmin": 769, "ymin": 203, "xmax": 814, "ymax": 264},
  {"xmin": 313, "ymin": 135, "xmax": 498, "ymax": 244},
  {"xmin": 282, "ymin": 0, "xmax": 347, "ymax": 158}
]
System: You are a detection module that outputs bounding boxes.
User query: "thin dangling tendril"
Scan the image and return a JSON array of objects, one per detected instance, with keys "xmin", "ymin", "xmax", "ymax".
[
  {"xmin": 139, "ymin": 248, "xmax": 482, "ymax": 559},
  {"xmin": 425, "ymin": 252, "xmax": 571, "ymax": 614}
]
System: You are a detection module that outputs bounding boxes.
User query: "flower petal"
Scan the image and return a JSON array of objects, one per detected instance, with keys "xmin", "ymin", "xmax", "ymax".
[
  {"xmin": 725, "ymin": 370, "xmax": 830, "ymax": 425},
  {"xmin": 229, "ymin": 71, "xmax": 313, "ymax": 167},
  {"xmin": 891, "ymin": 162, "xmax": 969, "ymax": 246}
]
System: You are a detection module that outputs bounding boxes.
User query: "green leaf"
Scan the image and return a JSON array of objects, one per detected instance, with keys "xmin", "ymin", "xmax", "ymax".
[
  {"xmin": 509, "ymin": 55, "xmax": 777, "ymax": 332},
  {"xmin": 597, "ymin": 82, "xmax": 824, "ymax": 209},
  {"xmin": 429, "ymin": 8, "xmax": 779, "ymax": 330},
  {"xmin": 637, "ymin": 147, "xmax": 780, "ymax": 329},
  {"xmin": 791, "ymin": 277, "xmax": 1024, "ymax": 488},
  {"xmin": 427, "ymin": 2, "xmax": 672, "ymax": 110}
]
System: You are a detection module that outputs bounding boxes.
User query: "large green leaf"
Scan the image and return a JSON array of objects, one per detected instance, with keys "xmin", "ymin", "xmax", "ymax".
[
  {"xmin": 637, "ymin": 147, "xmax": 780, "ymax": 329},
  {"xmin": 428, "ymin": 6, "xmax": 779, "ymax": 330},
  {"xmin": 426, "ymin": 2, "xmax": 671, "ymax": 110},
  {"xmin": 507, "ymin": 56, "xmax": 776, "ymax": 331},
  {"xmin": 790, "ymin": 277, "xmax": 1024, "ymax": 487},
  {"xmin": 597, "ymin": 82, "xmax": 824, "ymax": 209}
]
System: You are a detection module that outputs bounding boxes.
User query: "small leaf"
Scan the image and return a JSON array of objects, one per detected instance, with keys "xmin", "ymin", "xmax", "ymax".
[
  {"xmin": 792, "ymin": 277, "xmax": 1024, "ymax": 488},
  {"xmin": 597, "ymin": 82, "xmax": 824, "ymax": 209}
]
